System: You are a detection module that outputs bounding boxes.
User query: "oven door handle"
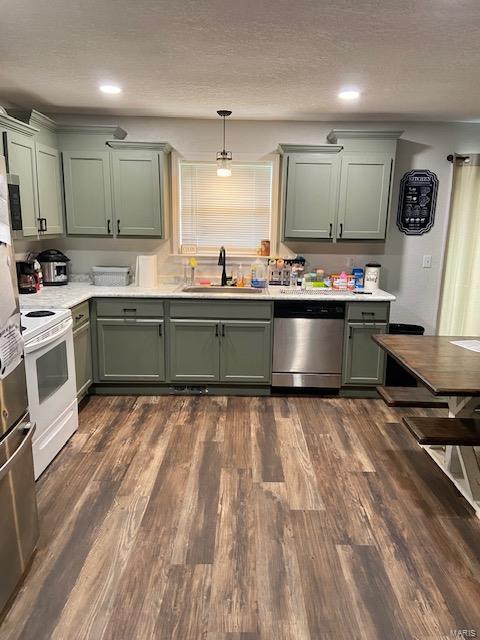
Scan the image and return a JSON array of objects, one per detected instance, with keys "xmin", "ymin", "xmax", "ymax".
[
  {"xmin": 0, "ymin": 422, "xmax": 35, "ymax": 482},
  {"xmin": 23, "ymin": 317, "xmax": 73, "ymax": 354}
]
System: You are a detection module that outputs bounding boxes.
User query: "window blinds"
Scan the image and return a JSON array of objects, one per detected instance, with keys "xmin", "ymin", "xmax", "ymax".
[{"xmin": 179, "ymin": 161, "xmax": 273, "ymax": 254}]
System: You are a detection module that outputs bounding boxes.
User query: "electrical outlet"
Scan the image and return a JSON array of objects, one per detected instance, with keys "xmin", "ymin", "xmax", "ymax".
[{"xmin": 422, "ymin": 255, "xmax": 432, "ymax": 268}]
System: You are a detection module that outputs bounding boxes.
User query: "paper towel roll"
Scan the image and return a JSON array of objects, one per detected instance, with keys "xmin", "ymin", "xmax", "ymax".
[{"xmin": 135, "ymin": 255, "xmax": 158, "ymax": 288}]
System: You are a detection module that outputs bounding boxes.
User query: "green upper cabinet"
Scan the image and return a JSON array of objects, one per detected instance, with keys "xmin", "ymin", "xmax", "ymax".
[
  {"xmin": 280, "ymin": 132, "xmax": 402, "ymax": 242},
  {"xmin": 35, "ymin": 143, "xmax": 64, "ymax": 235},
  {"xmin": 220, "ymin": 320, "xmax": 272, "ymax": 383},
  {"xmin": 282, "ymin": 148, "xmax": 341, "ymax": 239},
  {"xmin": 3, "ymin": 130, "xmax": 39, "ymax": 236},
  {"xmin": 111, "ymin": 149, "xmax": 163, "ymax": 237},
  {"xmin": 63, "ymin": 151, "xmax": 113, "ymax": 235},
  {"xmin": 336, "ymin": 152, "xmax": 393, "ymax": 240}
]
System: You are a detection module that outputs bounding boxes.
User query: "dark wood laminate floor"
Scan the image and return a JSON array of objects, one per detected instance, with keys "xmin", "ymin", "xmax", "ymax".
[{"xmin": 2, "ymin": 395, "xmax": 480, "ymax": 640}]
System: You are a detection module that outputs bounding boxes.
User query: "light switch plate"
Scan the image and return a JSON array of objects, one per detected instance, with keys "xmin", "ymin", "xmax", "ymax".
[{"xmin": 422, "ymin": 255, "xmax": 432, "ymax": 268}]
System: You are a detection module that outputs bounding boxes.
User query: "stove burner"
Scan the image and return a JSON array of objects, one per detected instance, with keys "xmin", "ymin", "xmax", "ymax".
[{"xmin": 25, "ymin": 310, "xmax": 55, "ymax": 318}]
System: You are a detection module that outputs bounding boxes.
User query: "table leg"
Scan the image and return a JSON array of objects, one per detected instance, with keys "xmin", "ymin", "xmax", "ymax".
[{"xmin": 444, "ymin": 397, "xmax": 480, "ymax": 502}]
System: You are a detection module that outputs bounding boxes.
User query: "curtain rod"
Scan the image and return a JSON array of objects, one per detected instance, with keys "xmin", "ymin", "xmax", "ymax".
[{"xmin": 447, "ymin": 153, "xmax": 480, "ymax": 166}]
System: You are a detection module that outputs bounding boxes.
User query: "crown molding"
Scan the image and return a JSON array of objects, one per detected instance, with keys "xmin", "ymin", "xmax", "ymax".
[
  {"xmin": 6, "ymin": 109, "xmax": 57, "ymax": 132},
  {"xmin": 327, "ymin": 129, "xmax": 404, "ymax": 143},
  {"xmin": 278, "ymin": 143, "xmax": 343, "ymax": 154},
  {"xmin": 57, "ymin": 124, "xmax": 127, "ymax": 139},
  {"xmin": 106, "ymin": 140, "xmax": 172, "ymax": 152},
  {"xmin": 0, "ymin": 112, "xmax": 38, "ymax": 136}
]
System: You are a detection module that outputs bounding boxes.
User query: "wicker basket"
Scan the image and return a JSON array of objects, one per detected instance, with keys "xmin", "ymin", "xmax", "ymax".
[{"xmin": 91, "ymin": 266, "xmax": 130, "ymax": 286}]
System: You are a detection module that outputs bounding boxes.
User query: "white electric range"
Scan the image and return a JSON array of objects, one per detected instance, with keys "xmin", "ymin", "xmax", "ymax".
[{"xmin": 21, "ymin": 308, "xmax": 78, "ymax": 479}]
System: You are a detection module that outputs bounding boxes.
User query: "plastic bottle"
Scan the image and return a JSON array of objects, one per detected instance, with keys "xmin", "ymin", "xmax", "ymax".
[{"xmin": 251, "ymin": 258, "xmax": 266, "ymax": 288}]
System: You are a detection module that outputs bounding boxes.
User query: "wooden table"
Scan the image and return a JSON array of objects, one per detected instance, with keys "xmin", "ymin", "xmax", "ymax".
[{"xmin": 373, "ymin": 334, "xmax": 480, "ymax": 515}]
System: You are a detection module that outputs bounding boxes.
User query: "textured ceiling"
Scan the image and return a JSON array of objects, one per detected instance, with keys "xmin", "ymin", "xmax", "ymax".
[{"xmin": 1, "ymin": 0, "xmax": 480, "ymax": 121}]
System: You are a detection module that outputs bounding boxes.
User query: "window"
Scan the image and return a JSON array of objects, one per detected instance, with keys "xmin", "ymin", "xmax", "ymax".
[{"xmin": 178, "ymin": 160, "xmax": 273, "ymax": 255}]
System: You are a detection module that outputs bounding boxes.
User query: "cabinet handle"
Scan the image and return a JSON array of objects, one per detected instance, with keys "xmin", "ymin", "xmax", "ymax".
[
  {"xmin": 107, "ymin": 219, "xmax": 111, "ymax": 234},
  {"xmin": 158, "ymin": 323, "xmax": 163, "ymax": 337},
  {"xmin": 339, "ymin": 223, "xmax": 343, "ymax": 237},
  {"xmin": 329, "ymin": 223, "xmax": 333, "ymax": 238},
  {"xmin": 222, "ymin": 324, "xmax": 225, "ymax": 337},
  {"xmin": 37, "ymin": 218, "xmax": 43, "ymax": 232},
  {"xmin": 349, "ymin": 325, "xmax": 353, "ymax": 339},
  {"xmin": 43, "ymin": 218, "xmax": 48, "ymax": 232},
  {"xmin": 75, "ymin": 313, "xmax": 84, "ymax": 321},
  {"xmin": 117, "ymin": 220, "xmax": 121, "ymax": 234},
  {"xmin": 123, "ymin": 307, "xmax": 137, "ymax": 313},
  {"xmin": 215, "ymin": 323, "xmax": 219, "ymax": 337},
  {"xmin": 361, "ymin": 311, "xmax": 375, "ymax": 317}
]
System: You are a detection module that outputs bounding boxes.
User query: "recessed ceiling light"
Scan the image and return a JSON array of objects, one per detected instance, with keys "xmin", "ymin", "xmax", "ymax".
[
  {"xmin": 338, "ymin": 89, "xmax": 360, "ymax": 100},
  {"xmin": 99, "ymin": 84, "xmax": 122, "ymax": 95}
]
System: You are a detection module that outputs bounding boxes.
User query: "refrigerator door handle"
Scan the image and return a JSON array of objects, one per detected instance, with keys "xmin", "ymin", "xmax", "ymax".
[{"xmin": 0, "ymin": 422, "xmax": 36, "ymax": 482}]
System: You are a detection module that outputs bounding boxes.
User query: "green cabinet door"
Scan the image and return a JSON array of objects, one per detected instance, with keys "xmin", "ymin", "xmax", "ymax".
[
  {"xmin": 337, "ymin": 152, "xmax": 393, "ymax": 240},
  {"xmin": 35, "ymin": 143, "xmax": 64, "ymax": 235},
  {"xmin": 284, "ymin": 153, "xmax": 340, "ymax": 239},
  {"xmin": 73, "ymin": 321, "xmax": 92, "ymax": 399},
  {"xmin": 169, "ymin": 320, "xmax": 220, "ymax": 382},
  {"xmin": 111, "ymin": 150, "xmax": 163, "ymax": 236},
  {"xmin": 4, "ymin": 131, "xmax": 39, "ymax": 236},
  {"xmin": 97, "ymin": 318, "xmax": 165, "ymax": 381},
  {"xmin": 63, "ymin": 151, "xmax": 113, "ymax": 235},
  {"xmin": 343, "ymin": 322, "xmax": 387, "ymax": 386},
  {"xmin": 220, "ymin": 320, "xmax": 272, "ymax": 383}
]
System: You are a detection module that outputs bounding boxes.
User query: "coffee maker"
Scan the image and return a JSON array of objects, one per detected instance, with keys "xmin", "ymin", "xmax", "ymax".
[
  {"xmin": 36, "ymin": 249, "xmax": 70, "ymax": 286},
  {"xmin": 16, "ymin": 261, "xmax": 37, "ymax": 294}
]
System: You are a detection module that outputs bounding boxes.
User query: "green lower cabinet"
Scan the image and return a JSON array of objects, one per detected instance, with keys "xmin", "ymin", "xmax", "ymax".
[
  {"xmin": 97, "ymin": 318, "xmax": 165, "ymax": 382},
  {"xmin": 220, "ymin": 321, "xmax": 272, "ymax": 383},
  {"xmin": 169, "ymin": 320, "xmax": 220, "ymax": 382},
  {"xmin": 73, "ymin": 321, "xmax": 92, "ymax": 400},
  {"xmin": 342, "ymin": 322, "xmax": 387, "ymax": 386}
]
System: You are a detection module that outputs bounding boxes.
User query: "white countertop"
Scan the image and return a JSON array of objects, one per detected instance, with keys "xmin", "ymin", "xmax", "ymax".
[{"xmin": 19, "ymin": 282, "xmax": 396, "ymax": 310}]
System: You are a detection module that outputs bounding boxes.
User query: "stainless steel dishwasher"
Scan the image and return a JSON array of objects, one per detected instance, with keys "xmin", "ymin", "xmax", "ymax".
[{"xmin": 272, "ymin": 301, "xmax": 345, "ymax": 388}]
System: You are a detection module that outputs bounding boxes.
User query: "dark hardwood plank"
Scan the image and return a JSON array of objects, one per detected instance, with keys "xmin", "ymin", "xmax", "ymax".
[
  {"xmin": 208, "ymin": 469, "xmax": 257, "ymax": 634},
  {"xmin": 153, "ymin": 564, "xmax": 212, "ymax": 640},
  {"xmin": 254, "ymin": 482, "xmax": 310, "ymax": 639},
  {"xmin": 172, "ymin": 440, "xmax": 222, "ymax": 565},
  {"xmin": 223, "ymin": 397, "xmax": 252, "ymax": 469},
  {"xmin": 251, "ymin": 398, "xmax": 284, "ymax": 482},
  {"xmin": 291, "ymin": 510, "xmax": 358, "ymax": 639},
  {"xmin": 337, "ymin": 544, "xmax": 410, "ymax": 640}
]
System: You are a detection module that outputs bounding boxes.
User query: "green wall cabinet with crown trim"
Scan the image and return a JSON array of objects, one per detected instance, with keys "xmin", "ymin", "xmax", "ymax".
[
  {"xmin": 283, "ymin": 152, "xmax": 341, "ymax": 239},
  {"xmin": 280, "ymin": 131, "xmax": 402, "ymax": 242},
  {"xmin": 63, "ymin": 141, "xmax": 169, "ymax": 237},
  {"xmin": 2, "ymin": 130, "xmax": 39, "ymax": 237},
  {"xmin": 35, "ymin": 143, "xmax": 64, "ymax": 235},
  {"xmin": 110, "ymin": 149, "xmax": 164, "ymax": 237},
  {"xmin": 63, "ymin": 151, "xmax": 113, "ymax": 236}
]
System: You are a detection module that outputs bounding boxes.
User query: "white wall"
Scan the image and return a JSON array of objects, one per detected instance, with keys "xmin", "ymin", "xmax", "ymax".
[{"xmin": 25, "ymin": 115, "xmax": 480, "ymax": 334}]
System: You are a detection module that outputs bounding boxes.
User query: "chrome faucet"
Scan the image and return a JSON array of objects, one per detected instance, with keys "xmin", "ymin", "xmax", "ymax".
[{"xmin": 218, "ymin": 246, "xmax": 227, "ymax": 286}]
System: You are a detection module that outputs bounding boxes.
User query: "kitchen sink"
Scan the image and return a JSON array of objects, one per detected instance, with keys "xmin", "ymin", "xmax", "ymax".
[{"xmin": 181, "ymin": 285, "xmax": 265, "ymax": 294}]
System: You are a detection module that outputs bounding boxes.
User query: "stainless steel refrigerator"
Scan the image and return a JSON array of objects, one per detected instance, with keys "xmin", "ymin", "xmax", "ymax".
[{"xmin": 0, "ymin": 156, "xmax": 38, "ymax": 618}]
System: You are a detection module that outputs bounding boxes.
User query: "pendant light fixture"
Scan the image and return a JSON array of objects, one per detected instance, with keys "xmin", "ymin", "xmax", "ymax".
[{"xmin": 216, "ymin": 109, "xmax": 232, "ymax": 177}]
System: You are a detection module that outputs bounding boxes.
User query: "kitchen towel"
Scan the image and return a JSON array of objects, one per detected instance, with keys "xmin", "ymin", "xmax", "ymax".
[{"xmin": 135, "ymin": 255, "xmax": 158, "ymax": 288}]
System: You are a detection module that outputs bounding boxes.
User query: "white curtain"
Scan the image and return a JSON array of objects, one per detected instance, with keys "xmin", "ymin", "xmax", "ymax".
[{"xmin": 438, "ymin": 162, "xmax": 480, "ymax": 335}]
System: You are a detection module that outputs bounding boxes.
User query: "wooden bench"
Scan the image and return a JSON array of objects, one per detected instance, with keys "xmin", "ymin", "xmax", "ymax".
[
  {"xmin": 377, "ymin": 386, "xmax": 449, "ymax": 408},
  {"xmin": 402, "ymin": 416, "xmax": 480, "ymax": 446}
]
